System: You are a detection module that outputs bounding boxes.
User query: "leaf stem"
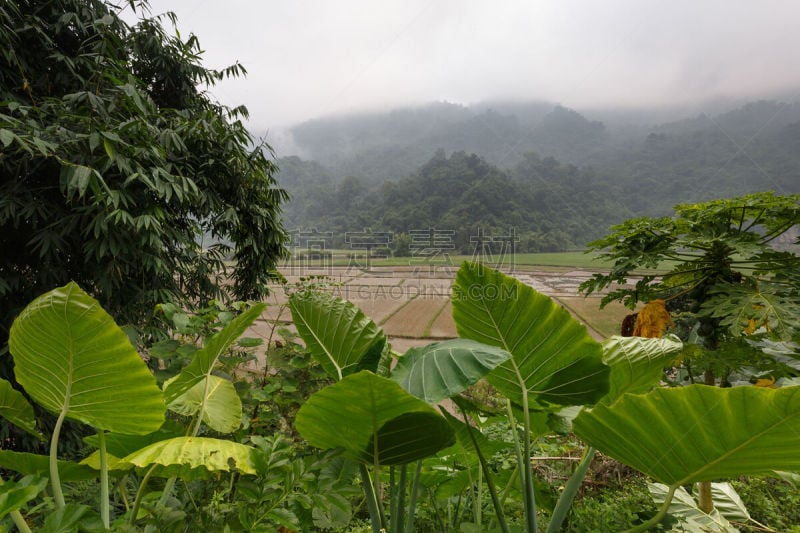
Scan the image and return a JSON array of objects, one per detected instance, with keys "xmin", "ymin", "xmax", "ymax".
[
  {"xmin": 50, "ymin": 408, "xmax": 67, "ymax": 508},
  {"xmin": 545, "ymin": 446, "xmax": 596, "ymax": 533},
  {"xmin": 98, "ymin": 430, "xmax": 110, "ymax": 529},
  {"xmin": 463, "ymin": 408, "xmax": 509, "ymax": 533},
  {"xmin": 129, "ymin": 465, "xmax": 157, "ymax": 526},
  {"xmin": 406, "ymin": 460, "xmax": 423, "ymax": 533},
  {"xmin": 623, "ymin": 483, "xmax": 677, "ymax": 533},
  {"xmin": 360, "ymin": 463, "xmax": 384, "ymax": 533}
]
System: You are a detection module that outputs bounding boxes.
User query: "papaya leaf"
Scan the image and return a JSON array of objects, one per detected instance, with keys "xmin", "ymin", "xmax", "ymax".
[
  {"xmin": 574, "ymin": 385, "xmax": 800, "ymax": 484},
  {"xmin": 9, "ymin": 282, "xmax": 165, "ymax": 434},
  {"xmin": 289, "ymin": 292, "xmax": 386, "ymax": 380},
  {"xmin": 391, "ymin": 339, "xmax": 511, "ymax": 403},
  {"xmin": 452, "ymin": 262, "xmax": 609, "ymax": 407},
  {"xmin": 296, "ymin": 371, "xmax": 454, "ymax": 465},
  {"xmin": 700, "ymin": 281, "xmax": 800, "ymax": 341}
]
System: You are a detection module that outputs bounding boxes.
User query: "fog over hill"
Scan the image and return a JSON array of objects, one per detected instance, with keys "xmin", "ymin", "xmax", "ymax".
[{"xmin": 271, "ymin": 97, "xmax": 800, "ymax": 252}]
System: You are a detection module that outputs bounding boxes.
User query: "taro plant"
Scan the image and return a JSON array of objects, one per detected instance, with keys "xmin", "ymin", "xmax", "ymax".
[
  {"xmin": 288, "ymin": 262, "xmax": 800, "ymax": 532},
  {"xmin": 289, "ymin": 290, "xmax": 512, "ymax": 532},
  {"xmin": 0, "ymin": 283, "xmax": 269, "ymax": 530},
  {"xmin": 452, "ymin": 262, "xmax": 611, "ymax": 532}
]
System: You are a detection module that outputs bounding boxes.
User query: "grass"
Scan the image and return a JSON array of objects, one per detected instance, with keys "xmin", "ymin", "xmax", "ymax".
[{"xmin": 283, "ymin": 250, "xmax": 616, "ymax": 270}]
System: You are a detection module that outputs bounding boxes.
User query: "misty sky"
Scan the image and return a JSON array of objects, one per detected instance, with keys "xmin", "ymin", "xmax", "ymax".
[{"xmin": 132, "ymin": 1, "xmax": 800, "ymax": 130}]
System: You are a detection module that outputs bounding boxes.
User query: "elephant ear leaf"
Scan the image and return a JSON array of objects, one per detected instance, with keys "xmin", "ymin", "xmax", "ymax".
[
  {"xmin": 119, "ymin": 437, "xmax": 261, "ymax": 479},
  {"xmin": 289, "ymin": 292, "xmax": 386, "ymax": 380},
  {"xmin": 167, "ymin": 376, "xmax": 242, "ymax": 434},
  {"xmin": 574, "ymin": 385, "xmax": 800, "ymax": 485},
  {"xmin": 296, "ymin": 371, "xmax": 454, "ymax": 465},
  {"xmin": 601, "ymin": 335, "xmax": 682, "ymax": 403},
  {"xmin": 452, "ymin": 262, "xmax": 609, "ymax": 407},
  {"xmin": 9, "ymin": 282, "xmax": 164, "ymax": 434},
  {"xmin": 391, "ymin": 339, "xmax": 511, "ymax": 403},
  {"xmin": 0, "ymin": 377, "xmax": 41, "ymax": 438}
]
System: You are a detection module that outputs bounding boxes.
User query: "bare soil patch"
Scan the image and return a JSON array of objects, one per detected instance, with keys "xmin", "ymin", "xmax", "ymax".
[{"xmin": 382, "ymin": 297, "xmax": 450, "ymax": 337}]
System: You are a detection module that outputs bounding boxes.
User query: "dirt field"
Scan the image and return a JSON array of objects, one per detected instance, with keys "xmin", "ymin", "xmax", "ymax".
[{"xmin": 245, "ymin": 266, "xmax": 630, "ymax": 365}]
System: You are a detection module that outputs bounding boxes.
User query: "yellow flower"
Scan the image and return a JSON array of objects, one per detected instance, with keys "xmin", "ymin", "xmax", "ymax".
[
  {"xmin": 754, "ymin": 376, "xmax": 777, "ymax": 388},
  {"xmin": 633, "ymin": 299, "xmax": 673, "ymax": 338}
]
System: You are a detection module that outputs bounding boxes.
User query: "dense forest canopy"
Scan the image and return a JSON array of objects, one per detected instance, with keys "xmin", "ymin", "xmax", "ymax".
[
  {"xmin": 0, "ymin": 0, "xmax": 288, "ymax": 348},
  {"xmin": 276, "ymin": 99, "xmax": 800, "ymax": 252}
]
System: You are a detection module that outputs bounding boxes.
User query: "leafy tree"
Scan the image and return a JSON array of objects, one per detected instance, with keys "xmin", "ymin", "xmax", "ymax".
[
  {"xmin": 581, "ymin": 192, "xmax": 800, "ymax": 350},
  {"xmin": 580, "ymin": 191, "xmax": 800, "ymax": 512},
  {"xmin": 0, "ymin": 0, "xmax": 288, "ymax": 348}
]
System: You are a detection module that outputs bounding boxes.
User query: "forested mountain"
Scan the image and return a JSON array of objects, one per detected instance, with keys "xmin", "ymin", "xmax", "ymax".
[{"xmin": 274, "ymin": 99, "xmax": 800, "ymax": 252}]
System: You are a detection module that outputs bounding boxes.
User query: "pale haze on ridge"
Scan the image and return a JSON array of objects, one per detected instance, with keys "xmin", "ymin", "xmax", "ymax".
[{"xmin": 132, "ymin": 1, "xmax": 800, "ymax": 130}]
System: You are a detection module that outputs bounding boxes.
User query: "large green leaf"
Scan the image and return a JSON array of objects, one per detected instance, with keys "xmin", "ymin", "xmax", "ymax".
[
  {"xmin": 9, "ymin": 283, "xmax": 164, "ymax": 434},
  {"xmin": 574, "ymin": 385, "xmax": 800, "ymax": 484},
  {"xmin": 296, "ymin": 371, "xmax": 455, "ymax": 465},
  {"xmin": 167, "ymin": 375, "xmax": 242, "ymax": 433},
  {"xmin": 120, "ymin": 436, "xmax": 259, "ymax": 476},
  {"xmin": 391, "ymin": 339, "xmax": 511, "ymax": 403},
  {"xmin": 163, "ymin": 303, "xmax": 265, "ymax": 404},
  {"xmin": 0, "ymin": 475, "xmax": 48, "ymax": 519},
  {"xmin": 289, "ymin": 292, "xmax": 386, "ymax": 380},
  {"xmin": 0, "ymin": 377, "xmax": 41, "ymax": 437},
  {"xmin": 601, "ymin": 335, "xmax": 683, "ymax": 403},
  {"xmin": 0, "ymin": 450, "xmax": 98, "ymax": 481},
  {"xmin": 452, "ymin": 263, "xmax": 609, "ymax": 407}
]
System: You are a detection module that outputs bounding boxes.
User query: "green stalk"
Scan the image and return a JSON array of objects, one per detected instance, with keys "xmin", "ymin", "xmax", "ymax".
[
  {"xmin": 521, "ymin": 391, "xmax": 538, "ymax": 532},
  {"xmin": 396, "ymin": 463, "xmax": 408, "ymax": 533},
  {"xmin": 498, "ymin": 463, "xmax": 519, "ymax": 508},
  {"xmin": 428, "ymin": 487, "xmax": 447, "ymax": 532},
  {"xmin": 49, "ymin": 408, "xmax": 68, "ymax": 508},
  {"xmin": 545, "ymin": 446, "xmax": 596, "ymax": 533},
  {"xmin": 475, "ymin": 466, "xmax": 482, "ymax": 527},
  {"xmin": 359, "ymin": 464, "xmax": 383, "ymax": 533},
  {"xmin": 463, "ymin": 411, "xmax": 509, "ymax": 533},
  {"xmin": 9, "ymin": 509, "xmax": 32, "ymax": 533},
  {"xmin": 623, "ymin": 484, "xmax": 677, "ymax": 533},
  {"xmin": 129, "ymin": 465, "xmax": 157, "ymax": 526},
  {"xmin": 506, "ymin": 399, "xmax": 535, "ymax": 532},
  {"xmin": 390, "ymin": 466, "xmax": 397, "ymax": 529},
  {"xmin": 406, "ymin": 460, "xmax": 423, "ymax": 533},
  {"xmin": 98, "ymin": 430, "xmax": 110, "ymax": 529}
]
